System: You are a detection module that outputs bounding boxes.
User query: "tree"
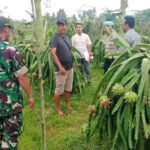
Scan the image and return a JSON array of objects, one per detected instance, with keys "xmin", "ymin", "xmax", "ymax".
[
  {"xmin": 79, "ymin": 8, "xmax": 97, "ymax": 20},
  {"xmin": 56, "ymin": 9, "xmax": 67, "ymax": 20},
  {"xmin": 120, "ymin": 0, "xmax": 128, "ymax": 15},
  {"xmin": 100, "ymin": 9, "xmax": 119, "ymax": 21},
  {"xmin": 0, "ymin": 6, "xmax": 7, "ymax": 15},
  {"xmin": 135, "ymin": 9, "xmax": 150, "ymax": 34}
]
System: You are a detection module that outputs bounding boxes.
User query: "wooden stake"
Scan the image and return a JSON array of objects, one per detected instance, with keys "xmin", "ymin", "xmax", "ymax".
[{"xmin": 31, "ymin": 0, "xmax": 46, "ymax": 150}]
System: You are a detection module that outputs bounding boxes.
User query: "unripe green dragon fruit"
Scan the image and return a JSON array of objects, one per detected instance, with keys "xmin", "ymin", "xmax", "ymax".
[
  {"xmin": 80, "ymin": 123, "xmax": 89, "ymax": 135},
  {"xmin": 99, "ymin": 96, "xmax": 110, "ymax": 108},
  {"xmin": 124, "ymin": 91, "xmax": 138, "ymax": 103},
  {"xmin": 112, "ymin": 83, "xmax": 125, "ymax": 95}
]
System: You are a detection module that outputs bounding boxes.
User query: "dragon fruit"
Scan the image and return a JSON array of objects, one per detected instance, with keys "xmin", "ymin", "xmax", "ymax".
[
  {"xmin": 80, "ymin": 123, "xmax": 89, "ymax": 135},
  {"xmin": 124, "ymin": 91, "xmax": 138, "ymax": 103},
  {"xmin": 99, "ymin": 96, "xmax": 110, "ymax": 108},
  {"xmin": 112, "ymin": 83, "xmax": 125, "ymax": 95}
]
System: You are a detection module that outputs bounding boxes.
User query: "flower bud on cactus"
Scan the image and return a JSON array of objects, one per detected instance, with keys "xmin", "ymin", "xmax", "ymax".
[
  {"xmin": 103, "ymin": 101, "xmax": 110, "ymax": 108},
  {"xmin": 112, "ymin": 83, "xmax": 124, "ymax": 95},
  {"xmin": 124, "ymin": 91, "xmax": 138, "ymax": 103},
  {"xmin": 78, "ymin": 64, "xmax": 81, "ymax": 67},
  {"xmin": 99, "ymin": 96, "xmax": 110, "ymax": 108},
  {"xmin": 97, "ymin": 93, "xmax": 101, "ymax": 99},
  {"xmin": 88, "ymin": 105, "xmax": 96, "ymax": 114}
]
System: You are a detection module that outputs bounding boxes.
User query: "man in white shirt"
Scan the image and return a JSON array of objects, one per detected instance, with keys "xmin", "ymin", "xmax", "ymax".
[{"xmin": 72, "ymin": 23, "xmax": 92, "ymax": 85}]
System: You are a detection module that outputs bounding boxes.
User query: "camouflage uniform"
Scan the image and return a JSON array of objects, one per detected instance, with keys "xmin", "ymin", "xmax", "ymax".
[{"xmin": 0, "ymin": 39, "xmax": 27, "ymax": 149}]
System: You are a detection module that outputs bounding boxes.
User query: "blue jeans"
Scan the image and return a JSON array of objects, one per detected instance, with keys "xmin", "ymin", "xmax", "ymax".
[{"xmin": 78, "ymin": 58, "xmax": 92, "ymax": 83}]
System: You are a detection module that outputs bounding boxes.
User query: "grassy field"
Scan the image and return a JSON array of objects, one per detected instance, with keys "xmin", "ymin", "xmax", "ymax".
[{"xmin": 18, "ymin": 67, "xmax": 106, "ymax": 150}]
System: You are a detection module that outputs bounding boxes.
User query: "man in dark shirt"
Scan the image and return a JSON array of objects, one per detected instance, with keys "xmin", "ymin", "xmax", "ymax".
[{"xmin": 50, "ymin": 19, "xmax": 74, "ymax": 116}]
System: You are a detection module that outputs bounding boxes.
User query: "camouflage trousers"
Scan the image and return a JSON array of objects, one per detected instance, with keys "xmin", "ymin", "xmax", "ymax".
[{"xmin": 0, "ymin": 113, "xmax": 23, "ymax": 150}]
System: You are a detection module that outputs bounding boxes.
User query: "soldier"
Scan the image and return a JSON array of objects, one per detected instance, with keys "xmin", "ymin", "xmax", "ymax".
[{"xmin": 0, "ymin": 16, "xmax": 35, "ymax": 149}]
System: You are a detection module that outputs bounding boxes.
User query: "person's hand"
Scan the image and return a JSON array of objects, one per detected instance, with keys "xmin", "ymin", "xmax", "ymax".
[
  {"xmin": 88, "ymin": 53, "xmax": 93, "ymax": 62},
  {"xmin": 59, "ymin": 66, "xmax": 66, "ymax": 75},
  {"xmin": 28, "ymin": 97, "xmax": 35, "ymax": 108},
  {"xmin": 88, "ymin": 56, "xmax": 91, "ymax": 62}
]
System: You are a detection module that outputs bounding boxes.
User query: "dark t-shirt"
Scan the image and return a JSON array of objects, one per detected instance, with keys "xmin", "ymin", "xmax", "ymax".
[{"xmin": 50, "ymin": 33, "xmax": 73, "ymax": 71}]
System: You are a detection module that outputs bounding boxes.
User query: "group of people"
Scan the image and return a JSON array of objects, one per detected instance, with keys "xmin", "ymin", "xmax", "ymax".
[
  {"xmin": 50, "ymin": 15, "xmax": 141, "ymax": 117},
  {"xmin": 0, "ymin": 15, "xmax": 141, "ymax": 149},
  {"xmin": 103, "ymin": 16, "xmax": 141, "ymax": 72}
]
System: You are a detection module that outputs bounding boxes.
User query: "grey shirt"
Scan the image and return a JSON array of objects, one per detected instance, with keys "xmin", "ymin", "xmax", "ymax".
[
  {"xmin": 124, "ymin": 29, "xmax": 141, "ymax": 48},
  {"xmin": 50, "ymin": 33, "xmax": 73, "ymax": 71}
]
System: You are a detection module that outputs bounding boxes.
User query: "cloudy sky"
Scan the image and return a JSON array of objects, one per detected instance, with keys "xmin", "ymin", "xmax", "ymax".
[{"xmin": 0, "ymin": 0, "xmax": 150, "ymax": 20}]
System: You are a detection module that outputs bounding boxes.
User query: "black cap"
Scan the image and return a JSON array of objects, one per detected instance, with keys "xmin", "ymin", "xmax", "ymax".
[
  {"xmin": 57, "ymin": 19, "xmax": 67, "ymax": 25},
  {"xmin": 0, "ymin": 16, "xmax": 12, "ymax": 28}
]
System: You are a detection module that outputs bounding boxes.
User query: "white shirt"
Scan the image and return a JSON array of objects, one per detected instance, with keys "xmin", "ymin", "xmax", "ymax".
[{"xmin": 72, "ymin": 33, "xmax": 92, "ymax": 57}]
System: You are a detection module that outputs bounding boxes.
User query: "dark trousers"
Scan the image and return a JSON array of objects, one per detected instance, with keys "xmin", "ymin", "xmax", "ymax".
[
  {"xmin": 104, "ymin": 58, "xmax": 115, "ymax": 73},
  {"xmin": 78, "ymin": 58, "xmax": 92, "ymax": 83}
]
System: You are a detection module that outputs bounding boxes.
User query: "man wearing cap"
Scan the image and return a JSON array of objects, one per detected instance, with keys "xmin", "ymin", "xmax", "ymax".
[
  {"xmin": 50, "ymin": 19, "xmax": 74, "ymax": 116},
  {"xmin": 72, "ymin": 23, "xmax": 92, "ymax": 85},
  {"xmin": 103, "ymin": 21, "xmax": 118, "ymax": 72},
  {"xmin": 123, "ymin": 16, "xmax": 141, "ymax": 48},
  {"xmin": 0, "ymin": 16, "xmax": 35, "ymax": 149}
]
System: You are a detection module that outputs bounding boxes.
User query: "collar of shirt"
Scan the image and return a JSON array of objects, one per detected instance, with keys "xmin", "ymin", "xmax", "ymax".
[
  {"xmin": 76, "ymin": 33, "xmax": 84, "ymax": 37},
  {"xmin": 57, "ymin": 33, "xmax": 66, "ymax": 38},
  {"xmin": 126, "ymin": 29, "xmax": 135, "ymax": 34}
]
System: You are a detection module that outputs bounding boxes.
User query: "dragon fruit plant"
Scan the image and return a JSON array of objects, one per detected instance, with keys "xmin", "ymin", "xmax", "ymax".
[{"xmin": 88, "ymin": 38, "xmax": 150, "ymax": 150}]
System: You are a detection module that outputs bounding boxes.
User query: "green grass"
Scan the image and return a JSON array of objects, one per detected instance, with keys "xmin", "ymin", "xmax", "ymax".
[{"xmin": 18, "ymin": 67, "xmax": 106, "ymax": 150}]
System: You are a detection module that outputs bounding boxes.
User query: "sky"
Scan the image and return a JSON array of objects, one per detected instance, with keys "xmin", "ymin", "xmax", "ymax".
[{"xmin": 0, "ymin": 0, "xmax": 150, "ymax": 20}]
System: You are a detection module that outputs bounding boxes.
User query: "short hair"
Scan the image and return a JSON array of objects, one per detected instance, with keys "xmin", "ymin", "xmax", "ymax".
[
  {"xmin": 124, "ymin": 16, "xmax": 135, "ymax": 28},
  {"xmin": 76, "ymin": 23, "xmax": 82, "ymax": 27}
]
